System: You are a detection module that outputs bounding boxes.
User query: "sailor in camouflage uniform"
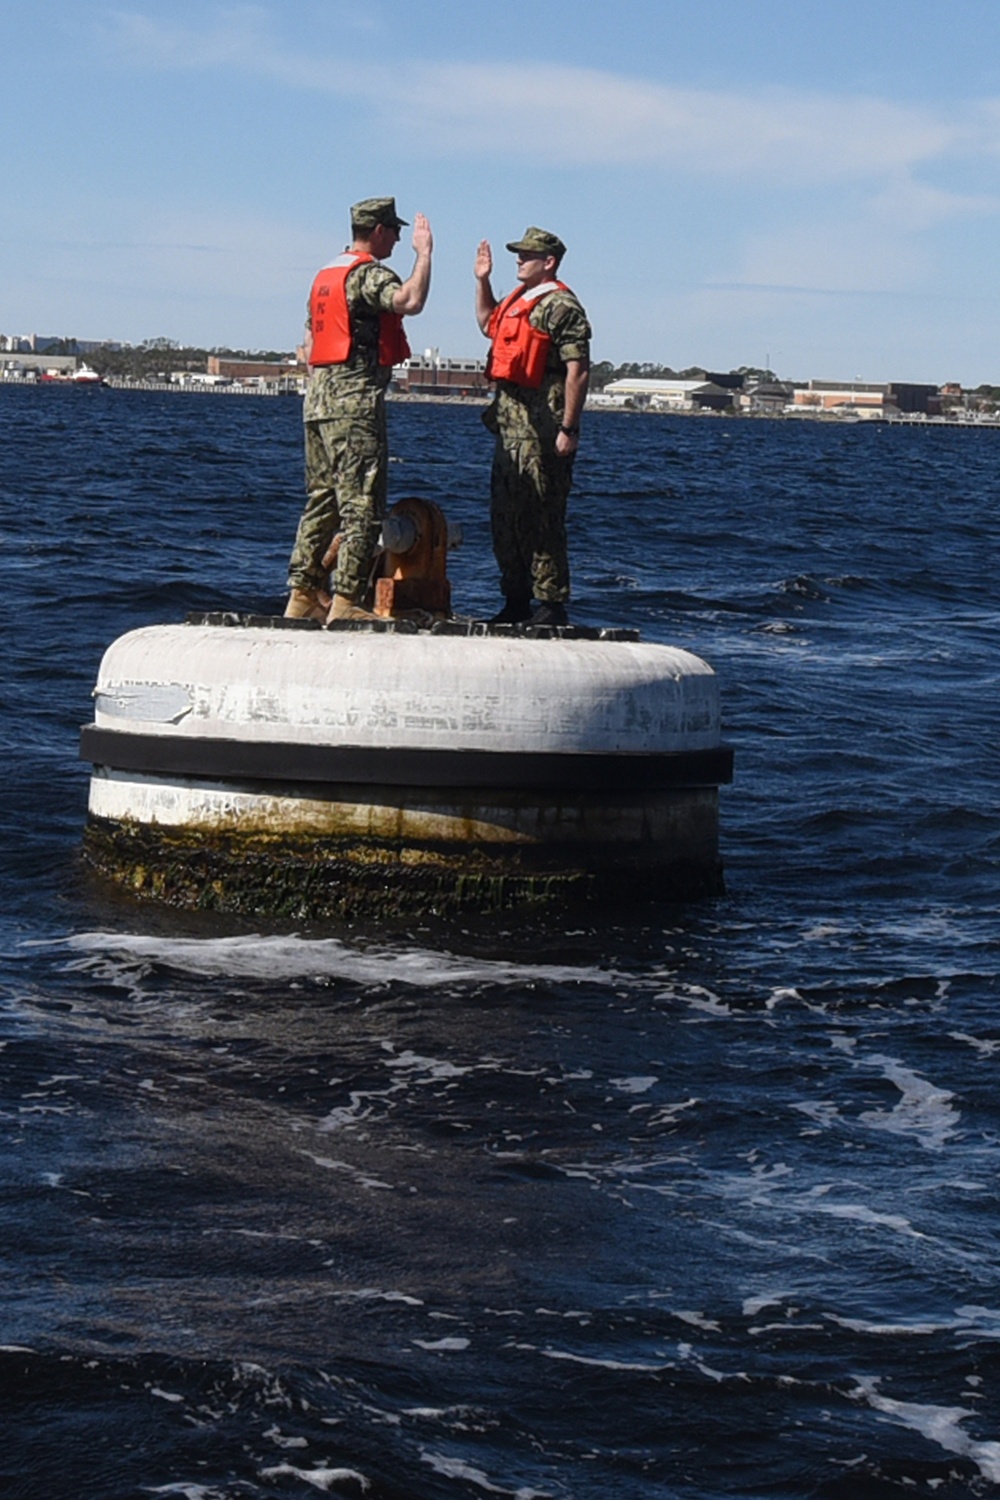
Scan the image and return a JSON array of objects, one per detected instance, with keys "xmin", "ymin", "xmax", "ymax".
[
  {"xmin": 286, "ymin": 197, "xmax": 433, "ymax": 622},
  {"xmin": 475, "ymin": 227, "xmax": 591, "ymax": 626}
]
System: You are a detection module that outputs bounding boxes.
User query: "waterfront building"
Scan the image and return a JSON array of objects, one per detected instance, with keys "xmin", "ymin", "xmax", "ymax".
[
  {"xmin": 395, "ymin": 352, "xmax": 488, "ymax": 398},
  {"xmin": 597, "ymin": 377, "xmax": 733, "ymax": 412},
  {"xmin": 738, "ymin": 379, "xmax": 794, "ymax": 415},
  {"xmin": 0, "ymin": 352, "xmax": 78, "ymax": 378},
  {"xmin": 207, "ymin": 356, "xmax": 304, "ymax": 382},
  {"xmin": 790, "ymin": 380, "xmax": 940, "ymax": 418}
]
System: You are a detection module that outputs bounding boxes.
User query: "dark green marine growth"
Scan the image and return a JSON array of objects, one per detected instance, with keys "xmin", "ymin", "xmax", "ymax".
[{"xmin": 82, "ymin": 817, "xmax": 724, "ymax": 921}]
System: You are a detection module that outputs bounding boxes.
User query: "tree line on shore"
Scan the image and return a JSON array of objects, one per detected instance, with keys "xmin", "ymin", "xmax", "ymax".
[
  {"xmin": 588, "ymin": 361, "xmax": 776, "ymax": 389},
  {"xmin": 50, "ymin": 339, "xmax": 1000, "ymax": 399},
  {"xmin": 76, "ymin": 339, "xmax": 291, "ymax": 380},
  {"xmin": 54, "ymin": 338, "xmax": 778, "ymax": 389}
]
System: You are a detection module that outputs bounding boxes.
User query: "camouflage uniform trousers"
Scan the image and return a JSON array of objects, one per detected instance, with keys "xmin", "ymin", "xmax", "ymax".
[
  {"xmin": 488, "ymin": 384, "xmax": 574, "ymax": 604},
  {"xmin": 287, "ymin": 399, "xmax": 388, "ymax": 600}
]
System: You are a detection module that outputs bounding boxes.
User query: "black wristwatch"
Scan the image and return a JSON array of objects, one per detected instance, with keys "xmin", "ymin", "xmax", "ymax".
[{"xmin": 559, "ymin": 424, "xmax": 580, "ymax": 437}]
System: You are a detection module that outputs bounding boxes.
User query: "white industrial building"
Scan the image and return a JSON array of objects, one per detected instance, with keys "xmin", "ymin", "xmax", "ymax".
[{"xmin": 596, "ymin": 378, "xmax": 733, "ymax": 412}]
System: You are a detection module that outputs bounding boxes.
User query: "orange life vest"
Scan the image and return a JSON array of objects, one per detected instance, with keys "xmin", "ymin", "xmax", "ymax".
[
  {"xmin": 486, "ymin": 280, "xmax": 569, "ymax": 388},
  {"xmin": 309, "ymin": 253, "xmax": 411, "ymax": 368}
]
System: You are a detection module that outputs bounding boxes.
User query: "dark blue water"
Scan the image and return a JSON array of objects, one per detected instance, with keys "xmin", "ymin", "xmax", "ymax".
[{"xmin": 3, "ymin": 385, "xmax": 1000, "ymax": 1498}]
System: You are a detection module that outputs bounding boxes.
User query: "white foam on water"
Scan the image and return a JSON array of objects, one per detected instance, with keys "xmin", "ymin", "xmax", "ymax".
[
  {"xmin": 544, "ymin": 1349, "xmax": 671, "ymax": 1372},
  {"xmin": 828, "ymin": 1034, "xmax": 856, "ymax": 1056},
  {"xmin": 610, "ymin": 1075, "xmax": 658, "ymax": 1094},
  {"xmin": 949, "ymin": 1032, "xmax": 1000, "ymax": 1057},
  {"xmin": 865, "ymin": 910, "xmax": 985, "ymax": 949},
  {"xmin": 750, "ymin": 1322, "xmax": 826, "ymax": 1335},
  {"xmin": 674, "ymin": 1310, "xmax": 722, "ymax": 1332},
  {"xmin": 853, "ymin": 1376, "xmax": 1000, "ymax": 1483},
  {"xmin": 676, "ymin": 1342, "xmax": 742, "ymax": 1383},
  {"xmin": 339, "ymin": 1289, "xmax": 424, "ymax": 1306},
  {"xmin": 765, "ymin": 987, "xmax": 803, "ymax": 1011},
  {"xmin": 742, "ymin": 1293, "xmax": 792, "ymax": 1318},
  {"xmin": 719, "ymin": 1160, "xmax": 796, "ymax": 1205},
  {"xmin": 802, "ymin": 924, "xmax": 847, "ymax": 942},
  {"xmin": 145, "ymin": 1487, "xmax": 229, "ymax": 1499},
  {"xmin": 413, "ymin": 1337, "xmax": 470, "ymax": 1351},
  {"xmin": 382, "ymin": 1048, "xmax": 474, "ymax": 1080},
  {"xmin": 263, "ymin": 1426, "xmax": 309, "ymax": 1449},
  {"xmin": 420, "ymin": 1449, "xmax": 551, "ymax": 1499},
  {"xmin": 858, "ymin": 1055, "xmax": 959, "ymax": 1151},
  {"xmin": 315, "ymin": 1088, "xmax": 402, "ymax": 1133},
  {"xmin": 827, "ymin": 1314, "xmax": 954, "ymax": 1337},
  {"xmin": 49, "ymin": 931, "xmax": 620, "ymax": 991},
  {"xmin": 795, "ymin": 1047, "xmax": 960, "ymax": 1150},
  {"xmin": 803, "ymin": 1196, "xmax": 925, "ymax": 1240},
  {"xmin": 611, "ymin": 1150, "xmax": 695, "ymax": 1184},
  {"xmin": 298, "ymin": 1153, "xmax": 395, "ymax": 1191},
  {"xmin": 230, "ymin": 1228, "xmax": 311, "ymax": 1243},
  {"xmin": 259, "ymin": 1464, "xmax": 370, "ymax": 1493},
  {"xmin": 791, "ymin": 1100, "xmax": 841, "ymax": 1129},
  {"xmin": 718, "ymin": 1164, "xmax": 926, "ymax": 1241},
  {"xmin": 643, "ymin": 1098, "xmax": 700, "ymax": 1130},
  {"xmin": 829, "ymin": 1306, "xmax": 1000, "ymax": 1339},
  {"xmin": 955, "ymin": 1305, "xmax": 1000, "ymax": 1338},
  {"xmin": 676, "ymin": 986, "xmax": 732, "ymax": 1019}
]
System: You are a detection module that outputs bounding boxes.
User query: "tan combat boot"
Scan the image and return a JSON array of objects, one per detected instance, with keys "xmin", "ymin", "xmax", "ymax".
[
  {"xmin": 327, "ymin": 594, "xmax": 379, "ymax": 623},
  {"xmin": 284, "ymin": 588, "xmax": 329, "ymax": 623}
]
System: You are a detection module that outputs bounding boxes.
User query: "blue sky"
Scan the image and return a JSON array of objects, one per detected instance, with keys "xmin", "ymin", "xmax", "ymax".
[{"xmin": 4, "ymin": 1, "xmax": 1000, "ymax": 384}]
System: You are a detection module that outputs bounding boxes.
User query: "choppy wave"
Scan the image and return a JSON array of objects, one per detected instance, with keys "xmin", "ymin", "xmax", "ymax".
[{"xmin": 5, "ymin": 390, "xmax": 1000, "ymax": 1495}]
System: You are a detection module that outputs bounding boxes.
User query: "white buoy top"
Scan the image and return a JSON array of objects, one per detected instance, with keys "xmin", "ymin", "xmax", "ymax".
[{"xmin": 91, "ymin": 624, "xmax": 722, "ymax": 756}]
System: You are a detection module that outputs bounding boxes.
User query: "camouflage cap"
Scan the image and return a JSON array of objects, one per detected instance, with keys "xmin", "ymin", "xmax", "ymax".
[
  {"xmin": 351, "ymin": 197, "xmax": 408, "ymax": 230},
  {"xmin": 505, "ymin": 226, "xmax": 566, "ymax": 260}
]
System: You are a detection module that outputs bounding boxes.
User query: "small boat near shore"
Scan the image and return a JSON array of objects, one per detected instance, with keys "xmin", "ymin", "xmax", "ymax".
[{"xmin": 40, "ymin": 364, "xmax": 104, "ymax": 386}]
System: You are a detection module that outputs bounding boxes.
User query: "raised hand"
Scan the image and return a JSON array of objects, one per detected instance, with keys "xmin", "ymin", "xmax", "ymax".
[
  {"xmin": 412, "ymin": 213, "xmax": 433, "ymax": 256},
  {"xmin": 474, "ymin": 239, "xmax": 493, "ymax": 280}
]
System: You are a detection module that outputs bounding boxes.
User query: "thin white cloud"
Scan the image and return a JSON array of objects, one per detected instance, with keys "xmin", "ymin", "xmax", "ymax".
[
  {"xmin": 117, "ymin": 205, "xmax": 323, "ymax": 297},
  {"xmin": 4, "ymin": 202, "xmax": 318, "ymax": 308},
  {"xmin": 101, "ymin": 8, "xmax": 1000, "ymax": 188},
  {"xmin": 713, "ymin": 168, "xmax": 999, "ymax": 298},
  {"xmin": 731, "ymin": 218, "xmax": 928, "ymax": 297},
  {"xmin": 80, "ymin": 4, "xmax": 1000, "ymax": 365},
  {"xmin": 868, "ymin": 173, "xmax": 998, "ymax": 233},
  {"xmin": 400, "ymin": 66, "xmax": 958, "ymax": 182},
  {"xmin": 105, "ymin": 5, "xmax": 276, "ymax": 69}
]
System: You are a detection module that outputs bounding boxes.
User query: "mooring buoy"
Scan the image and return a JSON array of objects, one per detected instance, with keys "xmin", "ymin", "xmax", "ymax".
[{"xmin": 80, "ymin": 614, "xmax": 733, "ymax": 917}]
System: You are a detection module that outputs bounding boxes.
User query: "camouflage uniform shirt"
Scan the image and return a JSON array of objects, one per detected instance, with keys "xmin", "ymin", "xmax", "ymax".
[
  {"xmin": 486, "ymin": 285, "xmax": 591, "ymax": 605},
  {"xmin": 287, "ymin": 259, "xmax": 403, "ymax": 598}
]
